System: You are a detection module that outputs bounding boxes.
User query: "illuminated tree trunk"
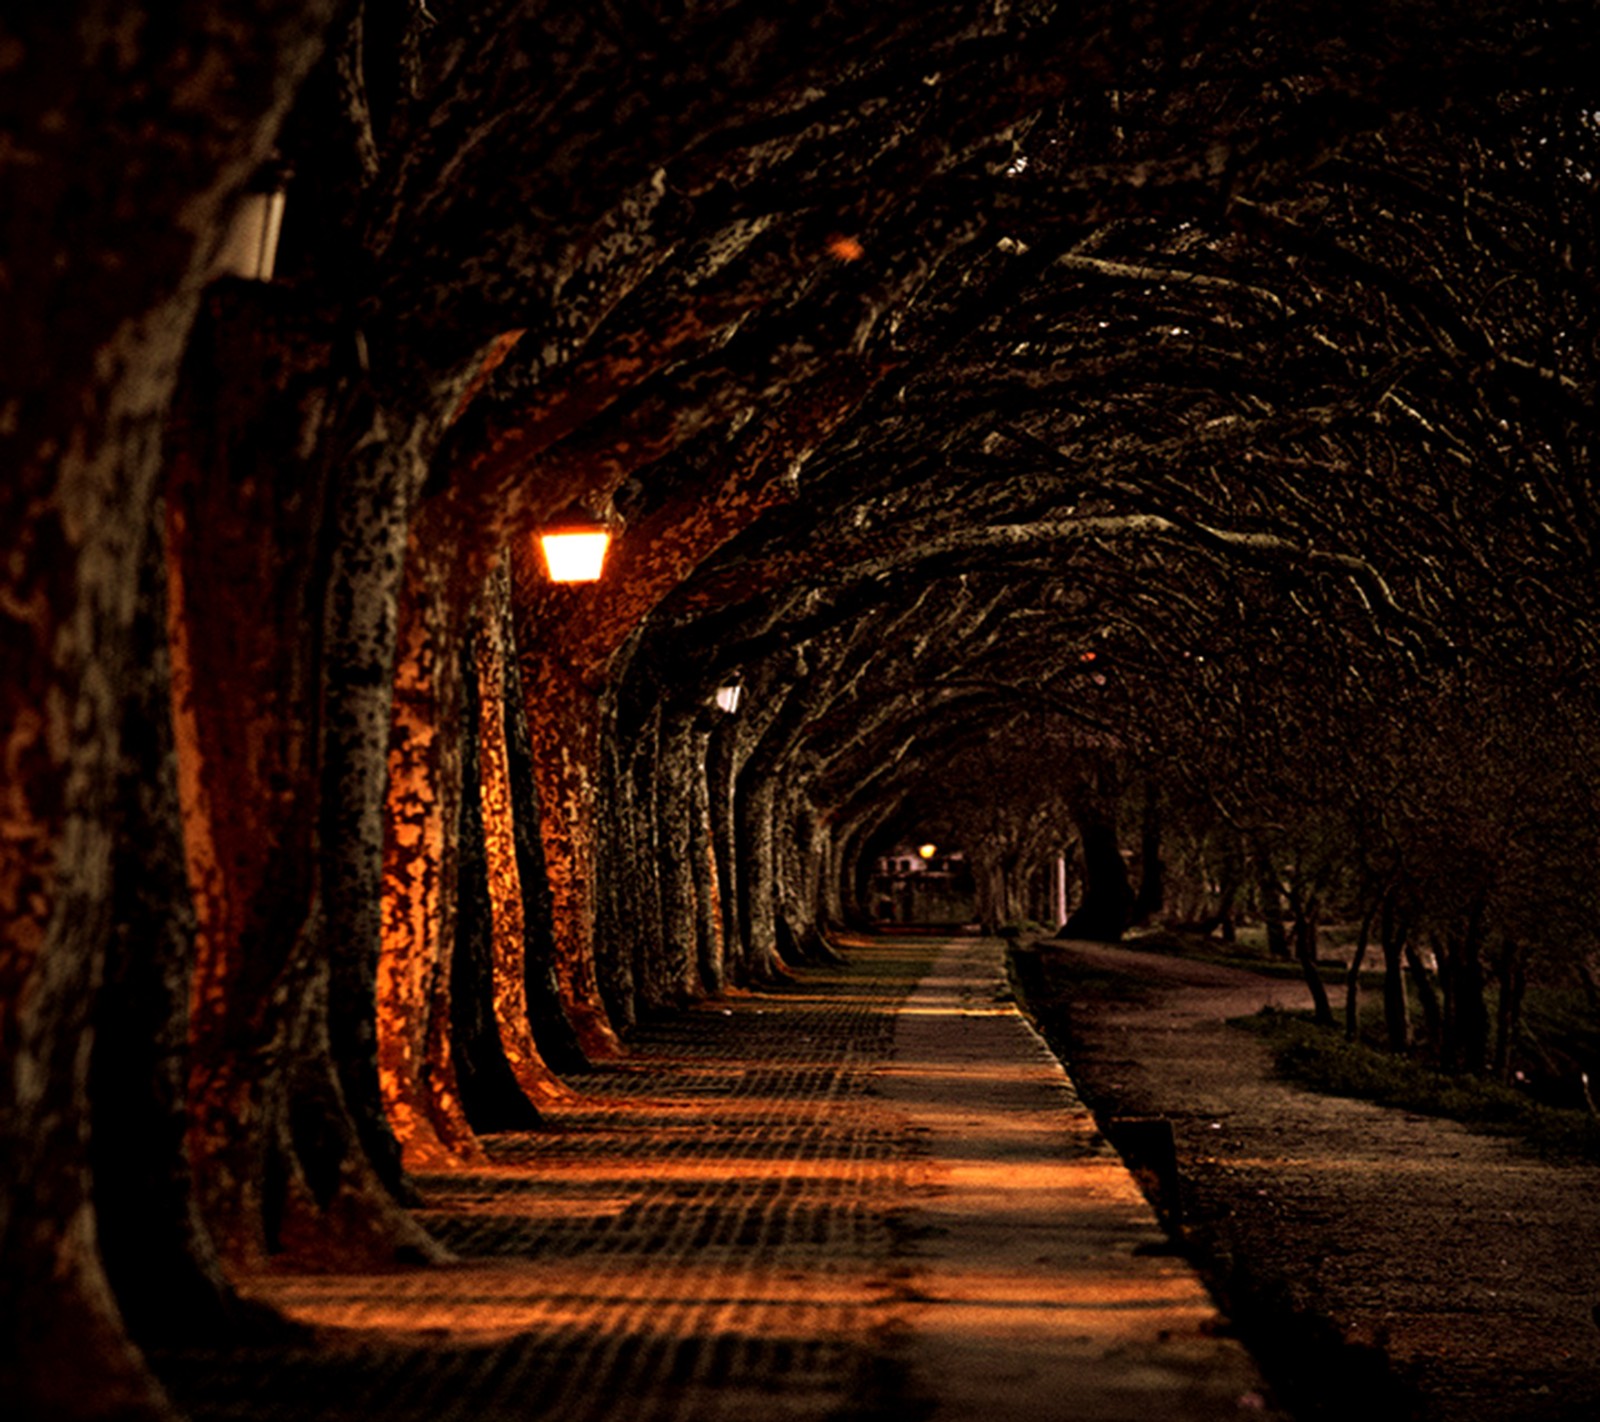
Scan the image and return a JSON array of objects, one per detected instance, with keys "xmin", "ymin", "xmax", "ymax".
[
  {"xmin": 168, "ymin": 296, "xmax": 444, "ymax": 1270},
  {"xmin": 515, "ymin": 607, "xmax": 625, "ymax": 1062},
  {"xmin": 317, "ymin": 388, "xmax": 438, "ymax": 1197},
  {"xmin": 457, "ymin": 563, "xmax": 579, "ymax": 1113},
  {"xmin": 377, "ymin": 527, "xmax": 484, "ymax": 1170},
  {"xmin": 500, "ymin": 616, "xmax": 588, "ymax": 1074}
]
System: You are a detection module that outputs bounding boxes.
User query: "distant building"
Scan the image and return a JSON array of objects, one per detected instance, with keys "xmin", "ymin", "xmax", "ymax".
[{"xmin": 871, "ymin": 842, "xmax": 975, "ymax": 924}]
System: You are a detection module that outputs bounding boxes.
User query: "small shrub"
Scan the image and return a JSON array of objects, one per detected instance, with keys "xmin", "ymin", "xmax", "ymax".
[{"xmin": 1235, "ymin": 1011, "xmax": 1600, "ymax": 1165}]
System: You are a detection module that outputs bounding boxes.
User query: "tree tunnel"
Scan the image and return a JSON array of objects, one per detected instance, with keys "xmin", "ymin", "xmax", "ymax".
[{"xmin": 4, "ymin": 3, "xmax": 1599, "ymax": 1418}]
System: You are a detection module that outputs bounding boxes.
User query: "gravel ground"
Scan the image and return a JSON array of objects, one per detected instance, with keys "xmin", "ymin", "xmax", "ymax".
[{"xmin": 1015, "ymin": 938, "xmax": 1600, "ymax": 1422}]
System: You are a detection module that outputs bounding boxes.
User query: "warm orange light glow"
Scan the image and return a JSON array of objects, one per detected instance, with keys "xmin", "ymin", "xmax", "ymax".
[
  {"xmin": 827, "ymin": 234, "xmax": 866, "ymax": 261},
  {"xmin": 539, "ymin": 529, "xmax": 610, "ymax": 582},
  {"xmin": 918, "ymin": 842, "xmax": 937, "ymax": 860}
]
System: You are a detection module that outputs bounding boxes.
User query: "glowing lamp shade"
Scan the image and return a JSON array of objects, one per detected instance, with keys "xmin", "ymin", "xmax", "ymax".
[
  {"xmin": 539, "ymin": 527, "xmax": 610, "ymax": 583},
  {"xmin": 714, "ymin": 682, "xmax": 743, "ymax": 714},
  {"xmin": 917, "ymin": 843, "xmax": 937, "ymax": 860},
  {"xmin": 214, "ymin": 189, "xmax": 288, "ymax": 281}
]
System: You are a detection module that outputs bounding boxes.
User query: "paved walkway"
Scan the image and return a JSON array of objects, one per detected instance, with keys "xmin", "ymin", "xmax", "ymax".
[{"xmin": 160, "ymin": 936, "xmax": 1275, "ymax": 1422}]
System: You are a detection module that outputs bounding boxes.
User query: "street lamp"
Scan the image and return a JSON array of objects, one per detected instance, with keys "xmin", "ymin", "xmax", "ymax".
[
  {"xmin": 714, "ymin": 676, "xmax": 743, "ymax": 714},
  {"xmin": 538, "ymin": 507, "xmax": 612, "ymax": 583},
  {"xmin": 213, "ymin": 164, "xmax": 289, "ymax": 281}
]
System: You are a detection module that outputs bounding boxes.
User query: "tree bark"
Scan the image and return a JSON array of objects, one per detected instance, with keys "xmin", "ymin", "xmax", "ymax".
[
  {"xmin": 1343, "ymin": 898, "xmax": 1379, "ymax": 1043},
  {"xmin": 1492, "ymin": 939, "xmax": 1526, "ymax": 1083},
  {"xmin": 1062, "ymin": 819, "xmax": 1132, "ymax": 942},
  {"xmin": 1291, "ymin": 899, "xmax": 1336, "ymax": 1029},
  {"xmin": 1131, "ymin": 778, "xmax": 1164, "ymax": 925},
  {"xmin": 468, "ymin": 564, "xmax": 580, "ymax": 1110},
  {"xmin": 1, "ymin": 9, "xmax": 340, "ymax": 1411},
  {"xmin": 686, "ymin": 722, "xmax": 728, "ymax": 994},
  {"xmin": 92, "ymin": 491, "xmax": 292, "ymax": 1350},
  {"xmin": 450, "ymin": 623, "xmax": 543, "ymax": 1133},
  {"xmin": 1379, "ymin": 895, "xmax": 1412, "ymax": 1053},
  {"xmin": 1404, "ymin": 939, "xmax": 1443, "ymax": 1053},
  {"xmin": 514, "ymin": 600, "xmax": 626, "ymax": 1063},
  {"xmin": 499, "ymin": 609, "xmax": 588, "ymax": 1075},
  {"xmin": 656, "ymin": 712, "xmax": 710, "ymax": 1006},
  {"xmin": 376, "ymin": 524, "xmax": 484, "ymax": 1170},
  {"xmin": 1255, "ymin": 847, "xmax": 1292, "ymax": 960}
]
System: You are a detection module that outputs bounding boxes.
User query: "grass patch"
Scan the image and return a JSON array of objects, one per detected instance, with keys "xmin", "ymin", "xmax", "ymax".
[
  {"xmin": 1237, "ymin": 1008, "xmax": 1600, "ymax": 1165},
  {"xmin": 1124, "ymin": 927, "xmax": 1375, "ymax": 987}
]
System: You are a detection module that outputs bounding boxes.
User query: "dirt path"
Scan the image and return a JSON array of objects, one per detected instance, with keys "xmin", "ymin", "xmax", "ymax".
[{"xmin": 1018, "ymin": 939, "xmax": 1600, "ymax": 1422}]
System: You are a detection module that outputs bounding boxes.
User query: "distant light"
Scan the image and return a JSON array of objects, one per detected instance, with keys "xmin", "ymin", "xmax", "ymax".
[
  {"xmin": 715, "ymin": 682, "xmax": 743, "ymax": 714},
  {"xmin": 539, "ymin": 520, "xmax": 610, "ymax": 583},
  {"xmin": 917, "ymin": 843, "xmax": 937, "ymax": 860},
  {"xmin": 827, "ymin": 234, "xmax": 866, "ymax": 262}
]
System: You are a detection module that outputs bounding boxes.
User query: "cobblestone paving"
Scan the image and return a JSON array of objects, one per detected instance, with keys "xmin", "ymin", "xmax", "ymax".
[{"xmin": 155, "ymin": 937, "xmax": 1274, "ymax": 1422}]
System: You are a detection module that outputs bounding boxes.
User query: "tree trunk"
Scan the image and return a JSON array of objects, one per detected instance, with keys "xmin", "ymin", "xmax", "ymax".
[
  {"xmin": 175, "ymin": 348, "xmax": 446, "ymax": 1271},
  {"xmin": 1062, "ymin": 820, "xmax": 1131, "ymax": 942},
  {"xmin": 465, "ymin": 565, "xmax": 580, "ymax": 1112},
  {"xmin": 1291, "ymin": 899, "xmax": 1336, "ymax": 1028},
  {"xmin": 1131, "ymin": 778, "xmax": 1164, "ymax": 925},
  {"xmin": 92, "ymin": 492, "xmax": 289, "ymax": 1350},
  {"xmin": 1492, "ymin": 939, "xmax": 1526, "ymax": 1083},
  {"xmin": 1343, "ymin": 899, "xmax": 1379, "ymax": 1043},
  {"xmin": 499, "ymin": 613, "xmax": 587, "ymax": 1075},
  {"xmin": 1214, "ymin": 835, "xmax": 1243, "ymax": 944},
  {"xmin": 602, "ymin": 698, "xmax": 672, "ymax": 1021},
  {"xmin": 735, "ymin": 771, "xmax": 788, "ymax": 981},
  {"xmin": 2, "ymin": 0, "xmax": 341, "ymax": 1396},
  {"xmin": 376, "ymin": 524, "xmax": 484, "ymax": 1170},
  {"xmin": 590, "ymin": 717, "xmax": 642, "ymax": 1030},
  {"xmin": 656, "ymin": 712, "xmax": 708, "ymax": 1005},
  {"xmin": 1379, "ymin": 896, "xmax": 1411, "ymax": 1053},
  {"xmin": 687, "ymin": 722, "xmax": 728, "ymax": 994},
  {"xmin": 1404, "ymin": 939, "xmax": 1442, "ymax": 1054},
  {"xmin": 515, "ymin": 603, "xmax": 626, "ymax": 1062},
  {"xmin": 1254, "ymin": 848, "xmax": 1291, "ymax": 960},
  {"xmin": 1439, "ymin": 905, "xmax": 1490, "ymax": 1075},
  {"xmin": 318, "ymin": 388, "xmax": 436, "ymax": 1206},
  {"xmin": 450, "ymin": 625, "xmax": 543, "ymax": 1133}
]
